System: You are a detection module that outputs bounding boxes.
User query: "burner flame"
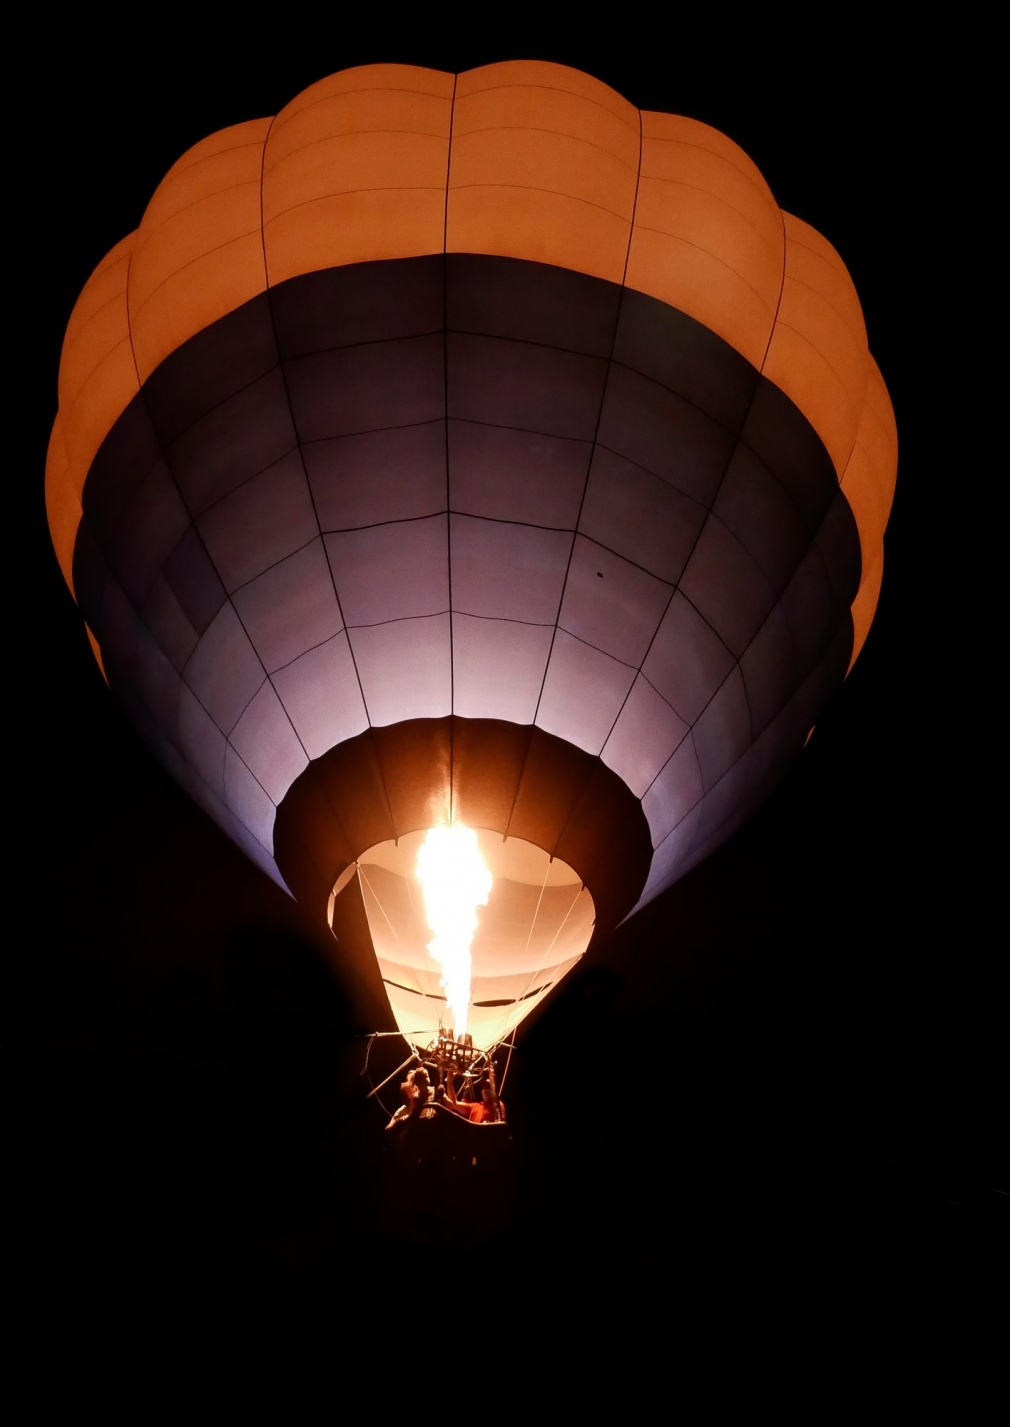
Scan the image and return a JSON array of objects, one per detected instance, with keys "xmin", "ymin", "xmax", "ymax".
[{"xmin": 415, "ymin": 826, "xmax": 492, "ymax": 1038}]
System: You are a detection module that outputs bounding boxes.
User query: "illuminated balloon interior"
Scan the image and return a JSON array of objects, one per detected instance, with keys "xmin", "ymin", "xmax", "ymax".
[{"xmin": 354, "ymin": 830, "xmax": 595, "ymax": 1050}]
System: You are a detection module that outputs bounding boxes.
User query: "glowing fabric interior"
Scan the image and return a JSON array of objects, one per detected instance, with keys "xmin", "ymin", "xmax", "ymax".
[{"xmin": 354, "ymin": 830, "xmax": 595, "ymax": 1050}]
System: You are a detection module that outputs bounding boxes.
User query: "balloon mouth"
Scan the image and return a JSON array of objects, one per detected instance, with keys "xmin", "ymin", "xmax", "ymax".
[{"xmin": 351, "ymin": 828, "xmax": 595, "ymax": 1051}]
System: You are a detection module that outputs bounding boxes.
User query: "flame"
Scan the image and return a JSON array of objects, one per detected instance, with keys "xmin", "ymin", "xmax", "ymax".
[{"xmin": 415, "ymin": 826, "xmax": 492, "ymax": 1038}]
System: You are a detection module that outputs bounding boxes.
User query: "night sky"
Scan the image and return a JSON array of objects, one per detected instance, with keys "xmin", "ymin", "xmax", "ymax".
[{"xmin": 13, "ymin": 22, "xmax": 1002, "ymax": 1329}]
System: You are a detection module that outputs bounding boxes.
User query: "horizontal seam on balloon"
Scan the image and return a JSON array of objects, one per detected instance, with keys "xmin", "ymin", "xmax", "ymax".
[
  {"xmin": 591, "ymin": 436, "xmax": 725, "ymax": 507},
  {"xmin": 344, "ymin": 609, "xmax": 451, "ymax": 631},
  {"xmin": 180, "ymin": 659, "xmax": 267, "ymax": 740},
  {"xmin": 281, "ymin": 328, "xmax": 447, "ymax": 361},
  {"xmin": 265, "ymin": 626, "xmax": 351, "ymax": 675},
  {"xmin": 781, "ymin": 271, "xmax": 868, "ymax": 352},
  {"xmin": 570, "ymin": 530, "xmax": 677, "ymax": 593},
  {"xmin": 599, "ymin": 687, "xmax": 690, "ymax": 780},
  {"xmin": 262, "ymin": 184, "xmax": 447, "ymax": 225},
  {"xmin": 191, "ymin": 441, "xmax": 303, "ymax": 517},
  {"xmin": 227, "ymin": 723, "xmax": 305, "ymax": 809},
  {"xmin": 454, "ymin": 82, "xmax": 640, "ymax": 135},
  {"xmin": 128, "ymin": 226, "xmax": 265, "ymax": 326},
  {"xmin": 262, "ymin": 125, "xmax": 451, "ymax": 173},
  {"xmin": 634, "ymin": 174, "xmax": 782, "ymax": 261},
  {"xmin": 269, "ymin": 85, "xmax": 454, "ymax": 137},
  {"xmin": 550, "ymin": 623, "xmax": 641, "ymax": 671},
  {"xmin": 224, "ymin": 736, "xmax": 283, "ymax": 821},
  {"xmin": 62, "ymin": 335, "xmax": 138, "ymax": 433},
  {"xmin": 627, "ymin": 225, "xmax": 777, "ymax": 312},
  {"xmin": 136, "ymin": 176, "xmax": 263, "ymax": 246},
  {"xmin": 62, "ymin": 287, "xmax": 131, "ymax": 361},
  {"xmin": 449, "ymin": 123, "xmax": 639, "ymax": 173},
  {"xmin": 144, "ymin": 153, "xmax": 266, "ymax": 216},
  {"xmin": 321, "ymin": 510, "xmax": 577, "ymax": 537},
  {"xmin": 639, "ymin": 133, "xmax": 773, "ymax": 199},
  {"xmin": 769, "ymin": 320, "xmax": 860, "ymax": 425},
  {"xmin": 450, "ymin": 609, "xmax": 556, "ymax": 629},
  {"xmin": 447, "ymin": 180, "xmax": 632, "ymax": 224},
  {"xmin": 167, "ymin": 130, "xmax": 272, "ymax": 181},
  {"xmin": 74, "ymin": 234, "xmax": 136, "ymax": 290},
  {"xmin": 783, "ymin": 230, "xmax": 853, "ymax": 286}
]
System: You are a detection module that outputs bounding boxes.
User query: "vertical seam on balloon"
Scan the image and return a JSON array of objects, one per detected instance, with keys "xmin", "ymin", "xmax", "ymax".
[
  {"xmin": 445, "ymin": 73, "xmax": 457, "ymax": 820},
  {"xmin": 257, "ymin": 117, "xmax": 378, "ymax": 817},
  {"xmin": 529, "ymin": 105, "xmax": 644, "ymax": 787},
  {"xmin": 123, "ymin": 247, "xmax": 142, "ymax": 390}
]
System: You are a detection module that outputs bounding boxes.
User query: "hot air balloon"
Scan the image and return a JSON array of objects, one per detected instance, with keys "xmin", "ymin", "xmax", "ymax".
[{"xmin": 46, "ymin": 62, "xmax": 897, "ymax": 1095}]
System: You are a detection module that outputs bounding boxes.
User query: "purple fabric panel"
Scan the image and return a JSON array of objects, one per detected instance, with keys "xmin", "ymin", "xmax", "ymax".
[
  {"xmin": 779, "ymin": 544, "xmax": 835, "ymax": 668},
  {"xmin": 536, "ymin": 630, "xmax": 636, "ymax": 755},
  {"xmin": 739, "ymin": 603, "xmax": 800, "ymax": 739},
  {"xmin": 99, "ymin": 575, "xmax": 181, "ymax": 741},
  {"xmin": 182, "ymin": 603, "xmax": 265, "ymax": 734},
  {"xmin": 678, "ymin": 515, "xmax": 777, "ymax": 658},
  {"xmin": 741, "ymin": 379, "xmax": 837, "ymax": 534},
  {"xmin": 223, "ymin": 743, "xmax": 277, "ymax": 852},
  {"xmin": 142, "ymin": 575, "xmax": 198, "ymax": 673},
  {"xmin": 166, "ymin": 368, "xmax": 296, "ymax": 516},
  {"xmin": 641, "ymin": 594, "xmax": 736, "ymax": 725},
  {"xmin": 285, "ymin": 334, "xmax": 444, "ymax": 442},
  {"xmin": 187, "ymin": 771, "xmax": 287, "ymax": 890},
  {"xmin": 612, "ymin": 289, "xmax": 759, "ymax": 433},
  {"xmin": 196, "ymin": 450, "xmax": 318, "ymax": 593},
  {"xmin": 228, "ymin": 680, "xmax": 308, "ymax": 804},
  {"xmin": 446, "ymin": 253, "xmax": 619, "ymax": 356},
  {"xmin": 106, "ymin": 458, "xmax": 191, "ymax": 608},
  {"xmin": 349, "ymin": 614, "xmax": 452, "ymax": 725},
  {"xmin": 325, "ymin": 516, "xmax": 449, "ymax": 626},
  {"xmin": 306, "ymin": 422, "xmax": 446, "ymax": 531},
  {"xmin": 447, "ymin": 421, "xmax": 589, "ymax": 528},
  {"xmin": 270, "ymin": 256, "xmax": 444, "ymax": 358},
  {"xmin": 142, "ymin": 293, "xmax": 278, "ymax": 447},
  {"xmin": 450, "ymin": 515, "xmax": 570, "ymax": 623},
  {"xmin": 177, "ymin": 682, "xmax": 227, "ymax": 797},
  {"xmin": 559, "ymin": 536, "xmax": 672, "ymax": 666},
  {"xmin": 712, "ymin": 443, "xmax": 811, "ymax": 598},
  {"xmin": 639, "ymin": 734, "xmax": 704, "ymax": 848},
  {"xmin": 691, "ymin": 665, "xmax": 752, "ymax": 790},
  {"xmin": 447, "ymin": 333, "xmax": 607, "ymax": 441},
  {"xmin": 597, "ymin": 365, "xmax": 736, "ymax": 506},
  {"xmin": 82, "ymin": 394, "xmax": 162, "ymax": 546},
  {"xmin": 71, "ymin": 519, "xmax": 109, "ymax": 630},
  {"xmin": 271, "ymin": 632, "xmax": 368, "ymax": 759},
  {"xmin": 231, "ymin": 538, "xmax": 341, "ymax": 673},
  {"xmin": 451, "ymin": 615, "xmax": 554, "ymax": 724},
  {"xmin": 163, "ymin": 527, "xmax": 227, "ymax": 636},
  {"xmin": 814, "ymin": 489, "xmax": 862, "ymax": 614},
  {"xmin": 601, "ymin": 674, "xmax": 690, "ymax": 798},
  {"xmin": 579, "ymin": 446, "xmax": 705, "ymax": 584},
  {"xmin": 630, "ymin": 802, "xmax": 706, "ymax": 914}
]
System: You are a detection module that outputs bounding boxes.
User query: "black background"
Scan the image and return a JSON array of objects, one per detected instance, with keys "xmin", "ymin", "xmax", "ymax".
[{"xmin": 12, "ymin": 18, "xmax": 1002, "ymax": 1335}]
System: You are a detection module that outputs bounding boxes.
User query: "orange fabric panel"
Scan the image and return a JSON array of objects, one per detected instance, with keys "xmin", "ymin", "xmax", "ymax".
[
  {"xmin": 129, "ymin": 120, "xmax": 271, "ymax": 381},
  {"xmin": 447, "ymin": 61, "xmax": 640, "ymax": 284},
  {"xmin": 841, "ymin": 352, "xmax": 897, "ymax": 671},
  {"xmin": 44, "ymin": 413, "xmax": 79, "ymax": 594},
  {"xmin": 263, "ymin": 65, "xmax": 454, "ymax": 285},
  {"xmin": 57, "ymin": 232, "xmax": 139, "ymax": 515},
  {"xmin": 763, "ymin": 213, "xmax": 868, "ymax": 478},
  {"xmin": 861, "ymin": 355, "xmax": 899, "ymax": 521},
  {"xmin": 626, "ymin": 112, "xmax": 783, "ymax": 369},
  {"xmin": 85, "ymin": 624, "xmax": 108, "ymax": 684},
  {"xmin": 849, "ymin": 541, "xmax": 884, "ymax": 668}
]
